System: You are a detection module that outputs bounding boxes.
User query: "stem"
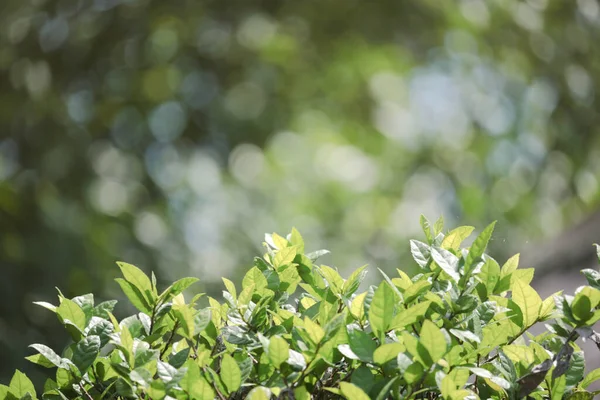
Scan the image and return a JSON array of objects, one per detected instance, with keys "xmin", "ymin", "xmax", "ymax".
[
  {"xmin": 294, "ymin": 342, "xmax": 322, "ymax": 388},
  {"xmin": 79, "ymin": 383, "xmax": 94, "ymax": 400},
  {"xmin": 160, "ymin": 320, "xmax": 180, "ymax": 359}
]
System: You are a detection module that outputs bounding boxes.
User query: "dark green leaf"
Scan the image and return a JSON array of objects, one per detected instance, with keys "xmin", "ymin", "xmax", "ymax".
[{"xmin": 72, "ymin": 335, "xmax": 100, "ymax": 373}]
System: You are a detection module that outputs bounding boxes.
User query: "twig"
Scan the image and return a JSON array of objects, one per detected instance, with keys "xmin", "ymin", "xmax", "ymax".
[{"xmin": 160, "ymin": 320, "xmax": 179, "ymax": 359}]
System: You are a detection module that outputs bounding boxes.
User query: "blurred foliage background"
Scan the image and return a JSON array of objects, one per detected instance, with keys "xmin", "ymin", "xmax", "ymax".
[{"xmin": 2, "ymin": 0, "xmax": 600, "ymax": 385}]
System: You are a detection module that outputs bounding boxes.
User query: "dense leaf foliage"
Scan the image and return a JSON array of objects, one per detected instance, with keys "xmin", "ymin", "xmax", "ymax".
[{"xmin": 3, "ymin": 219, "xmax": 600, "ymax": 399}]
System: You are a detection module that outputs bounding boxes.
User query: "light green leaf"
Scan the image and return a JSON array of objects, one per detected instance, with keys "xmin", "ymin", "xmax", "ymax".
[
  {"xmin": 28, "ymin": 344, "xmax": 67, "ymax": 369},
  {"xmin": 340, "ymin": 382, "xmax": 371, "ymax": 400},
  {"xmin": 580, "ymin": 368, "xmax": 600, "ymax": 389},
  {"xmin": 72, "ymin": 335, "xmax": 100, "ymax": 373},
  {"xmin": 389, "ymin": 301, "xmax": 431, "ymax": 330},
  {"xmin": 431, "ymin": 247, "xmax": 460, "ymax": 282},
  {"xmin": 268, "ymin": 336, "xmax": 290, "ymax": 369},
  {"xmin": 158, "ymin": 277, "xmax": 199, "ymax": 303},
  {"xmin": 566, "ymin": 392, "xmax": 595, "ymax": 400},
  {"xmin": 274, "ymin": 246, "xmax": 298, "ymax": 268},
  {"xmin": 117, "ymin": 261, "xmax": 154, "ymax": 304},
  {"xmin": 477, "ymin": 257, "xmax": 500, "ymax": 296},
  {"xmin": 318, "ymin": 265, "xmax": 344, "ymax": 294},
  {"xmin": 512, "ymin": 279, "xmax": 541, "ymax": 326},
  {"xmin": 220, "ymin": 354, "xmax": 241, "ymax": 394},
  {"xmin": 410, "ymin": 240, "xmax": 431, "ymax": 269},
  {"xmin": 56, "ymin": 297, "xmax": 87, "ymax": 331},
  {"xmin": 242, "ymin": 267, "xmax": 268, "ymax": 293},
  {"xmin": 9, "ymin": 370, "xmax": 36, "ymax": 399},
  {"xmin": 420, "ymin": 215, "xmax": 433, "ymax": 243},
  {"xmin": 501, "ymin": 253, "xmax": 520, "ymax": 277},
  {"xmin": 539, "ymin": 291, "xmax": 561, "ymax": 320},
  {"xmin": 222, "ymin": 278, "xmax": 237, "ymax": 300},
  {"xmin": 33, "ymin": 301, "xmax": 57, "ymax": 312},
  {"xmin": 369, "ymin": 282, "xmax": 395, "ymax": 339},
  {"xmin": 303, "ymin": 317, "xmax": 325, "ymax": 345},
  {"xmin": 552, "ymin": 375, "xmax": 566, "ymax": 400},
  {"xmin": 419, "ymin": 320, "xmax": 448, "ymax": 364},
  {"xmin": 403, "ymin": 280, "xmax": 432, "ymax": 304},
  {"xmin": 172, "ymin": 304, "xmax": 195, "ymax": 339},
  {"xmin": 433, "ymin": 215, "xmax": 444, "ymax": 236},
  {"xmin": 511, "ymin": 268, "xmax": 534, "ymax": 286},
  {"xmin": 373, "ymin": 342, "xmax": 405, "ymax": 365},
  {"xmin": 343, "ymin": 265, "xmax": 368, "ymax": 296},
  {"xmin": 115, "ymin": 278, "xmax": 152, "ymax": 313},
  {"xmin": 248, "ymin": 387, "xmax": 271, "ymax": 400},
  {"xmin": 465, "ymin": 221, "xmax": 496, "ymax": 275},
  {"xmin": 441, "ymin": 226, "xmax": 475, "ymax": 252},
  {"xmin": 290, "ymin": 227, "xmax": 305, "ymax": 253},
  {"xmin": 25, "ymin": 354, "xmax": 55, "ymax": 368},
  {"xmin": 0, "ymin": 385, "xmax": 9, "ymax": 399},
  {"xmin": 350, "ymin": 292, "xmax": 367, "ymax": 321}
]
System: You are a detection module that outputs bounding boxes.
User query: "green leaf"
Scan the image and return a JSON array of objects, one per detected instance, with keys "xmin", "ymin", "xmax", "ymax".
[
  {"xmin": 268, "ymin": 336, "xmax": 290, "ymax": 369},
  {"xmin": 572, "ymin": 294, "xmax": 592, "ymax": 322},
  {"xmin": 433, "ymin": 215, "xmax": 444, "ymax": 236},
  {"xmin": 419, "ymin": 320, "xmax": 448, "ymax": 364},
  {"xmin": 420, "ymin": 214, "xmax": 433, "ymax": 244},
  {"xmin": 222, "ymin": 278, "xmax": 237, "ymax": 300},
  {"xmin": 56, "ymin": 297, "xmax": 87, "ymax": 332},
  {"xmin": 92, "ymin": 300, "xmax": 118, "ymax": 319},
  {"xmin": 339, "ymin": 382, "xmax": 371, "ymax": 400},
  {"xmin": 403, "ymin": 280, "xmax": 431, "ymax": 304},
  {"xmin": 33, "ymin": 301, "xmax": 57, "ymax": 313},
  {"xmin": 72, "ymin": 335, "xmax": 100, "ymax": 373},
  {"xmin": 303, "ymin": 317, "xmax": 325, "ymax": 345},
  {"xmin": 159, "ymin": 277, "xmax": 199, "ymax": 303},
  {"xmin": 0, "ymin": 385, "xmax": 9, "ymax": 399},
  {"xmin": 25, "ymin": 353, "xmax": 55, "ymax": 368},
  {"xmin": 374, "ymin": 376, "xmax": 399, "ymax": 400},
  {"xmin": 552, "ymin": 375, "xmax": 567, "ymax": 400},
  {"xmin": 580, "ymin": 368, "xmax": 600, "ymax": 389},
  {"xmin": 343, "ymin": 265, "xmax": 368, "ymax": 296},
  {"xmin": 373, "ymin": 342, "xmax": 405, "ymax": 365},
  {"xmin": 501, "ymin": 253, "xmax": 520, "ymax": 277},
  {"xmin": 115, "ymin": 278, "xmax": 152, "ymax": 313},
  {"xmin": 511, "ymin": 268, "xmax": 534, "ymax": 286},
  {"xmin": 318, "ymin": 265, "xmax": 344, "ymax": 294},
  {"xmin": 389, "ymin": 301, "xmax": 431, "ymax": 330},
  {"xmin": 248, "ymin": 387, "xmax": 271, "ymax": 400},
  {"xmin": 465, "ymin": 221, "xmax": 496, "ymax": 275},
  {"xmin": 9, "ymin": 370, "xmax": 36, "ymax": 399},
  {"xmin": 274, "ymin": 246, "xmax": 298, "ymax": 268},
  {"xmin": 242, "ymin": 266, "xmax": 269, "ymax": 294},
  {"xmin": 441, "ymin": 226, "xmax": 475, "ymax": 251},
  {"xmin": 290, "ymin": 227, "xmax": 305, "ymax": 253},
  {"xmin": 117, "ymin": 261, "xmax": 152, "ymax": 301},
  {"xmin": 190, "ymin": 376, "xmax": 215, "ymax": 400},
  {"xmin": 477, "ymin": 257, "xmax": 500, "ymax": 297},
  {"xmin": 410, "ymin": 240, "xmax": 431, "ymax": 269},
  {"xmin": 511, "ymin": 279, "xmax": 541, "ymax": 326},
  {"xmin": 369, "ymin": 281, "xmax": 395, "ymax": 340},
  {"xmin": 220, "ymin": 354, "xmax": 241, "ymax": 394},
  {"xmin": 28, "ymin": 344, "xmax": 67, "ymax": 369},
  {"xmin": 566, "ymin": 392, "xmax": 595, "ymax": 400},
  {"xmin": 431, "ymin": 247, "xmax": 460, "ymax": 282},
  {"xmin": 172, "ymin": 304, "xmax": 195, "ymax": 339},
  {"xmin": 346, "ymin": 327, "xmax": 377, "ymax": 362}
]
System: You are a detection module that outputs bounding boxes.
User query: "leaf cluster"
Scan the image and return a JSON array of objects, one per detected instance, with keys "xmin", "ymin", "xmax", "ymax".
[{"xmin": 3, "ymin": 220, "xmax": 600, "ymax": 399}]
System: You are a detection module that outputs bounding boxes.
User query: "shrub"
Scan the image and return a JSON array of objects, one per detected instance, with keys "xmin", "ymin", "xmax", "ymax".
[{"xmin": 2, "ymin": 217, "xmax": 600, "ymax": 399}]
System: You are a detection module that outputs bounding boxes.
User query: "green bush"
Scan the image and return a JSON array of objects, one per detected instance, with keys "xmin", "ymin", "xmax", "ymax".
[{"xmin": 2, "ymin": 217, "xmax": 600, "ymax": 399}]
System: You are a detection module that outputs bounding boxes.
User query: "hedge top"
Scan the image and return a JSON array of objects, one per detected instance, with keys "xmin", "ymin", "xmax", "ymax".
[{"xmin": 3, "ymin": 216, "xmax": 600, "ymax": 400}]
